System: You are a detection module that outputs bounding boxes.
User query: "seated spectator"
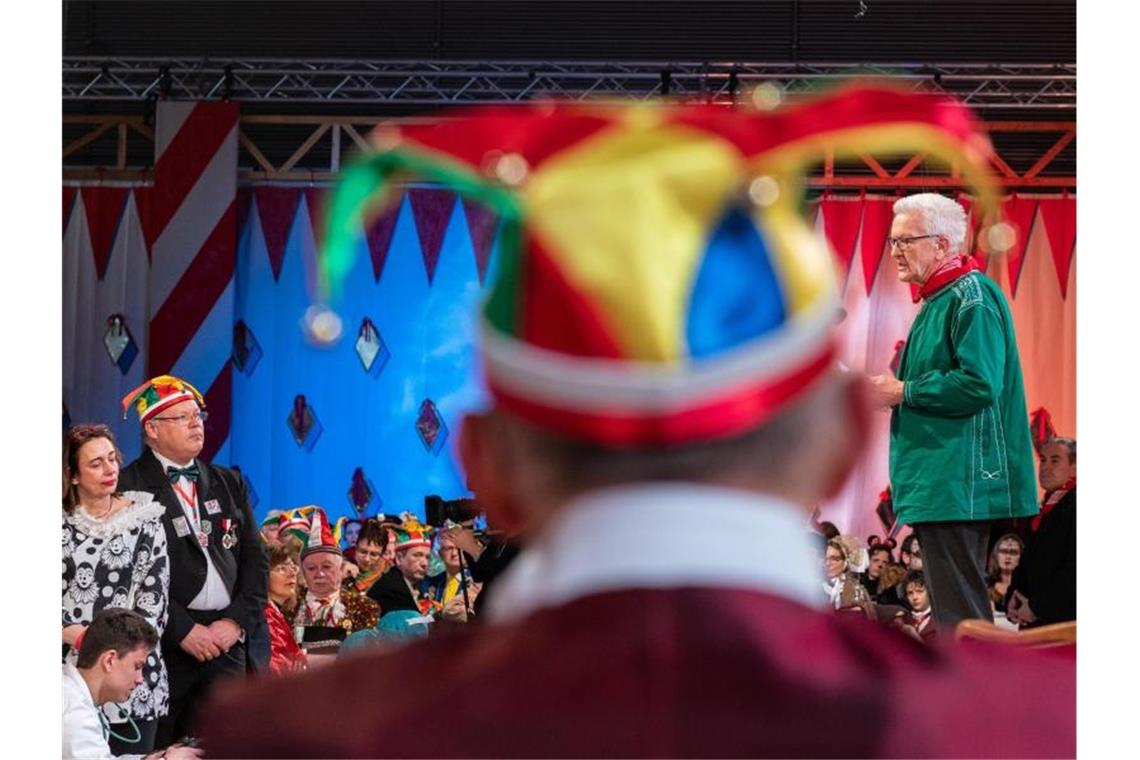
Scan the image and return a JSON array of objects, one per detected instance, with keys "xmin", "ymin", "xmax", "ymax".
[
  {"xmin": 1007, "ymin": 437, "xmax": 1077, "ymax": 628},
  {"xmin": 986, "ymin": 533, "xmax": 1024, "ymax": 615},
  {"xmin": 822, "ymin": 536, "xmax": 875, "ymax": 619},
  {"xmin": 339, "ymin": 610, "xmax": 433, "ymax": 659},
  {"xmin": 259, "ymin": 511, "xmax": 284, "ymax": 544},
  {"xmin": 420, "ymin": 531, "xmax": 481, "ymax": 622},
  {"xmin": 367, "ymin": 517, "xmax": 437, "ymax": 616},
  {"xmin": 264, "ymin": 543, "xmax": 307, "ymax": 676},
  {"xmin": 859, "ymin": 536, "xmax": 906, "ymax": 605},
  {"xmin": 294, "ymin": 509, "xmax": 379, "ymax": 654},
  {"xmin": 343, "ymin": 519, "xmax": 391, "ymax": 596},
  {"xmin": 894, "ymin": 571, "xmax": 936, "ymax": 644},
  {"xmin": 63, "ymin": 608, "xmax": 200, "ymax": 760}
]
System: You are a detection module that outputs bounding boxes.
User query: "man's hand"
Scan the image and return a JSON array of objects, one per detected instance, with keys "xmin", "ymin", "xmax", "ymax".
[
  {"xmin": 442, "ymin": 527, "xmax": 484, "ymax": 560},
  {"xmin": 62, "ymin": 623, "xmax": 86, "ymax": 647},
  {"xmin": 868, "ymin": 374, "xmax": 905, "ymax": 410},
  {"xmin": 439, "ymin": 595, "xmax": 469, "ymax": 623},
  {"xmin": 180, "ymin": 623, "xmax": 223, "ymax": 662},
  {"xmin": 342, "ymin": 561, "xmax": 360, "ymax": 580},
  {"xmin": 1007, "ymin": 591, "xmax": 1036, "ymax": 625},
  {"xmin": 207, "ymin": 618, "xmax": 243, "ymax": 651}
]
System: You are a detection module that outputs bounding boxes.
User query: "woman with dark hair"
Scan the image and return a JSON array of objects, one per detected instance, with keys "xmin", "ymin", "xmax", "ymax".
[
  {"xmin": 62, "ymin": 423, "xmax": 170, "ymax": 755},
  {"xmin": 264, "ymin": 542, "xmax": 307, "ymax": 675},
  {"xmin": 986, "ymin": 533, "xmax": 1024, "ymax": 614}
]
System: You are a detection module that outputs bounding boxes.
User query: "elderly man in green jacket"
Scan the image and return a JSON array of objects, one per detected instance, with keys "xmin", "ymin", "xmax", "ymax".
[{"xmin": 870, "ymin": 193, "xmax": 1038, "ymax": 632}]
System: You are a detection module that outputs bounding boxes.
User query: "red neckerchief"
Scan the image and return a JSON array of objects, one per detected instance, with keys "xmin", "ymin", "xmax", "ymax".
[
  {"xmin": 912, "ymin": 255, "xmax": 981, "ymax": 303},
  {"xmin": 1032, "ymin": 477, "xmax": 1075, "ymax": 532}
]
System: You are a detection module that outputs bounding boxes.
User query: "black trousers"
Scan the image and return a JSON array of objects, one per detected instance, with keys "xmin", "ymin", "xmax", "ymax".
[
  {"xmin": 107, "ymin": 716, "xmax": 159, "ymax": 755},
  {"xmin": 156, "ymin": 609, "xmax": 248, "ymax": 747},
  {"xmin": 912, "ymin": 520, "xmax": 994, "ymax": 630}
]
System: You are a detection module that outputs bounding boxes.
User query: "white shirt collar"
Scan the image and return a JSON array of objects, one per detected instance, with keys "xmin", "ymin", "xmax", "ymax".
[
  {"xmin": 151, "ymin": 447, "xmax": 195, "ymax": 471},
  {"xmin": 486, "ymin": 482, "xmax": 824, "ymax": 625}
]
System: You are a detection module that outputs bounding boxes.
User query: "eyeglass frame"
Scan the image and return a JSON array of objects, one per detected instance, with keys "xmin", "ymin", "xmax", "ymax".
[
  {"xmin": 150, "ymin": 410, "xmax": 210, "ymax": 425},
  {"xmin": 887, "ymin": 234, "xmax": 942, "ymax": 251},
  {"xmin": 270, "ymin": 562, "xmax": 299, "ymax": 574}
]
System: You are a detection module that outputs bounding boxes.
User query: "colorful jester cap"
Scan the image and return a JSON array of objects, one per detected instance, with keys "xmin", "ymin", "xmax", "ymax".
[
  {"xmin": 300, "ymin": 507, "xmax": 343, "ymax": 560},
  {"xmin": 392, "ymin": 514, "xmax": 433, "ymax": 552},
  {"xmin": 319, "ymin": 84, "xmax": 997, "ymax": 447},
  {"xmin": 120, "ymin": 374, "xmax": 206, "ymax": 423}
]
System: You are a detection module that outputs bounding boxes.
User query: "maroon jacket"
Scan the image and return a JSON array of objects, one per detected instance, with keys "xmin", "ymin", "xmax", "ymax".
[{"xmin": 201, "ymin": 586, "xmax": 1073, "ymax": 758}]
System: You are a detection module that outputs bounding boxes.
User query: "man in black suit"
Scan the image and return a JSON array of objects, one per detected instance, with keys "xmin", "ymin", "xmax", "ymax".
[
  {"xmin": 117, "ymin": 375, "xmax": 267, "ymax": 745},
  {"xmin": 366, "ymin": 521, "xmax": 434, "ymax": 615},
  {"xmin": 1007, "ymin": 436, "xmax": 1076, "ymax": 627}
]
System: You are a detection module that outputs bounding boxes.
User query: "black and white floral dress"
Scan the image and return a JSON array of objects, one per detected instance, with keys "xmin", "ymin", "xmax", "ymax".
[{"xmin": 62, "ymin": 491, "xmax": 170, "ymax": 724}]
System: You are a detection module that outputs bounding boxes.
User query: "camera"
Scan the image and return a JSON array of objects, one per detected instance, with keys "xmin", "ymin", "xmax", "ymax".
[{"xmin": 423, "ymin": 494, "xmax": 481, "ymax": 527}]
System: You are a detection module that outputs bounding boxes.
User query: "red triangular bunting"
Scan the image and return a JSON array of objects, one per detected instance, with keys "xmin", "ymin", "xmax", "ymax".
[
  {"xmin": 463, "ymin": 198, "xmax": 498, "ymax": 284},
  {"xmin": 365, "ymin": 192, "xmax": 404, "ymax": 283},
  {"xmin": 1038, "ymin": 196, "xmax": 1077, "ymax": 300},
  {"xmin": 859, "ymin": 198, "xmax": 894, "ymax": 295},
  {"xmin": 408, "ymin": 188, "xmax": 457, "ymax": 284},
  {"xmin": 819, "ymin": 198, "xmax": 862, "ymax": 284},
  {"xmin": 63, "ymin": 186, "xmax": 77, "ymax": 235},
  {"xmin": 81, "ymin": 187, "xmax": 129, "ymax": 280},
  {"xmin": 130, "ymin": 186, "xmax": 163, "ymax": 260},
  {"xmin": 304, "ymin": 186, "xmax": 329, "ymax": 254},
  {"xmin": 200, "ymin": 360, "xmax": 233, "ymax": 464},
  {"xmin": 1001, "ymin": 195, "xmax": 1039, "ymax": 297},
  {"xmin": 254, "ymin": 187, "xmax": 302, "ymax": 282}
]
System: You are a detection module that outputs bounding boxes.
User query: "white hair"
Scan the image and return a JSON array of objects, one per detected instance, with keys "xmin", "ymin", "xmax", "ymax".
[{"xmin": 892, "ymin": 193, "xmax": 968, "ymax": 253}]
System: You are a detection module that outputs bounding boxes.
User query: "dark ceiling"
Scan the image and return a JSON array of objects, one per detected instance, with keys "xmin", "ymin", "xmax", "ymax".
[
  {"xmin": 63, "ymin": 1, "xmax": 1076, "ymax": 181},
  {"xmin": 63, "ymin": 1, "xmax": 1075, "ymax": 63}
]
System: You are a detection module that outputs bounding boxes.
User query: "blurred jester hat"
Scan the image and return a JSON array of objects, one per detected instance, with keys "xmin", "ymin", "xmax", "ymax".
[{"xmin": 317, "ymin": 83, "xmax": 997, "ymax": 448}]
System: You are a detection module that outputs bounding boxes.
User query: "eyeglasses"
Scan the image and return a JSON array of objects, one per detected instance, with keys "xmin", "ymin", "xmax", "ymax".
[
  {"xmin": 270, "ymin": 563, "xmax": 298, "ymax": 575},
  {"xmin": 887, "ymin": 234, "xmax": 940, "ymax": 250},
  {"xmin": 151, "ymin": 411, "xmax": 209, "ymax": 425}
]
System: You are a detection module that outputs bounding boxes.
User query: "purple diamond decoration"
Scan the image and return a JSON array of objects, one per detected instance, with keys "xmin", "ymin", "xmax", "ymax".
[
  {"xmin": 355, "ymin": 317, "xmax": 390, "ymax": 377},
  {"xmin": 346, "ymin": 467, "xmax": 382, "ymax": 518},
  {"xmin": 415, "ymin": 399, "xmax": 448, "ymax": 456},
  {"xmin": 233, "ymin": 320, "xmax": 263, "ymax": 377},
  {"xmin": 102, "ymin": 314, "xmax": 138, "ymax": 375},
  {"xmin": 286, "ymin": 394, "xmax": 323, "ymax": 452}
]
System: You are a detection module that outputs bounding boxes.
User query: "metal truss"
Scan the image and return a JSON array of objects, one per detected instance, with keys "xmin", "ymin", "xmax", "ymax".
[
  {"xmin": 63, "ymin": 58, "xmax": 1076, "ymax": 110},
  {"xmin": 63, "ymin": 114, "xmax": 1076, "ymax": 189}
]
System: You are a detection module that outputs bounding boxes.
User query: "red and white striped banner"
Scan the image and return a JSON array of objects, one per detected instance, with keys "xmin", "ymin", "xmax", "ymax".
[{"xmin": 148, "ymin": 101, "xmax": 239, "ymax": 461}]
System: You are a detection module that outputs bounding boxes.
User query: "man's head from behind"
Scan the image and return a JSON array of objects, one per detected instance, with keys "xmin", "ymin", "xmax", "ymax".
[
  {"xmin": 1039, "ymin": 436, "xmax": 1076, "ymax": 492},
  {"xmin": 76, "ymin": 608, "xmax": 158, "ymax": 705}
]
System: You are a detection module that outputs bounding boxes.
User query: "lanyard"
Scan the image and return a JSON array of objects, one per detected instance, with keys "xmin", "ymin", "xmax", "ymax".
[{"xmin": 172, "ymin": 480, "xmax": 201, "ymax": 532}]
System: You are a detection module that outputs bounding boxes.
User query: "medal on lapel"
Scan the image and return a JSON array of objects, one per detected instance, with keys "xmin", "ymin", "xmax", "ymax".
[
  {"xmin": 198, "ymin": 519, "xmax": 212, "ymax": 548},
  {"xmin": 221, "ymin": 518, "xmax": 238, "ymax": 549}
]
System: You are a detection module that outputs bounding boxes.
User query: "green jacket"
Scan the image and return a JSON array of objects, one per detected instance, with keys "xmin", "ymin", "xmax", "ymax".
[{"xmin": 889, "ymin": 271, "xmax": 1038, "ymax": 524}]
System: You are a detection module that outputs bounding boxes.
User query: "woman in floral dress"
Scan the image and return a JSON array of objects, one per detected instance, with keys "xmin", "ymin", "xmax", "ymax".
[{"xmin": 62, "ymin": 424, "xmax": 171, "ymax": 755}]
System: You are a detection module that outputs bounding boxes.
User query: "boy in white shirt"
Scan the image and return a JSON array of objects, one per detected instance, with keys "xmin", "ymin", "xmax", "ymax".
[{"xmin": 63, "ymin": 609, "xmax": 200, "ymax": 760}]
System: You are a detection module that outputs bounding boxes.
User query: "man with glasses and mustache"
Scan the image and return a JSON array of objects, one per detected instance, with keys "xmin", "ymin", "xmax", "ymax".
[
  {"xmin": 117, "ymin": 375, "xmax": 267, "ymax": 746},
  {"xmin": 870, "ymin": 194, "xmax": 1038, "ymax": 632}
]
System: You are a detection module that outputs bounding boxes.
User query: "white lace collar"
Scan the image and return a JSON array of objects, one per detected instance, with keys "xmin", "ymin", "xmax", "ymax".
[
  {"xmin": 486, "ymin": 482, "xmax": 825, "ymax": 625},
  {"xmin": 67, "ymin": 491, "xmax": 165, "ymax": 538}
]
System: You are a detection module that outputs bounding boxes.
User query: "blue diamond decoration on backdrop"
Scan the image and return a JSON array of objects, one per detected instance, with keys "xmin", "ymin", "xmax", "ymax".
[
  {"xmin": 102, "ymin": 314, "xmax": 138, "ymax": 375},
  {"xmin": 286, "ymin": 394, "xmax": 323, "ymax": 452},
  {"xmin": 415, "ymin": 398, "xmax": 448, "ymax": 456},
  {"xmin": 347, "ymin": 467, "xmax": 382, "ymax": 517},
  {"xmin": 355, "ymin": 317, "xmax": 390, "ymax": 378},
  {"xmin": 233, "ymin": 320, "xmax": 263, "ymax": 377}
]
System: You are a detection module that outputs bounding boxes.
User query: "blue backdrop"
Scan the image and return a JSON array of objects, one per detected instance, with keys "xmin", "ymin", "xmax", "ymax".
[{"xmin": 230, "ymin": 184, "xmax": 497, "ymax": 524}]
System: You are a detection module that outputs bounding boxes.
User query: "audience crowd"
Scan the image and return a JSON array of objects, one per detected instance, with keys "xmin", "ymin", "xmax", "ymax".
[{"xmin": 63, "ymin": 378, "xmax": 1077, "ymax": 758}]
